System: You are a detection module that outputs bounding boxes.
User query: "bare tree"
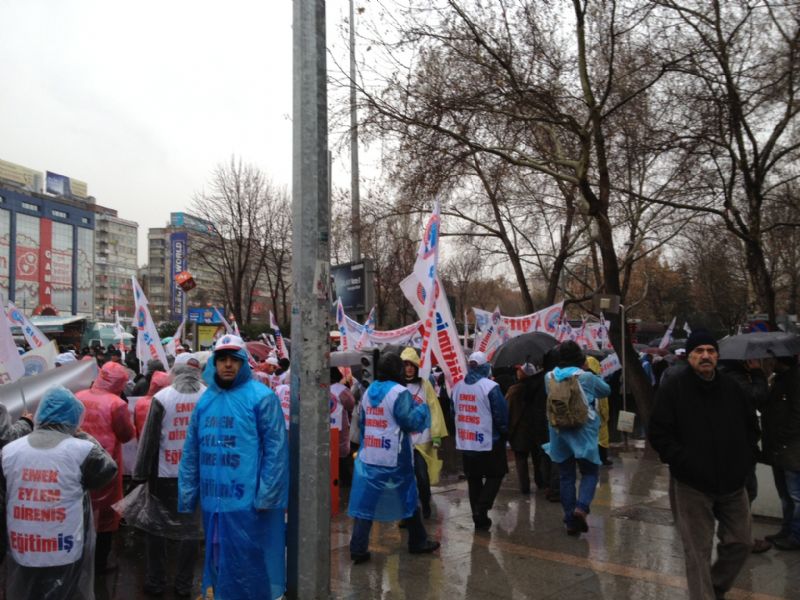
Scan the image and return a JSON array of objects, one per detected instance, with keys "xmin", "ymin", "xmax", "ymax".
[
  {"xmin": 346, "ymin": 0, "xmax": 693, "ymax": 421},
  {"xmin": 190, "ymin": 157, "xmax": 275, "ymax": 325},
  {"xmin": 648, "ymin": 0, "xmax": 800, "ymax": 325}
]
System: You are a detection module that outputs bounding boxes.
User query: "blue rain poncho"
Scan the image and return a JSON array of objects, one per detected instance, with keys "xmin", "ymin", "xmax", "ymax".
[
  {"xmin": 348, "ymin": 380, "xmax": 430, "ymax": 522},
  {"xmin": 543, "ymin": 366, "xmax": 611, "ymax": 465},
  {"xmin": 178, "ymin": 350, "xmax": 289, "ymax": 600}
]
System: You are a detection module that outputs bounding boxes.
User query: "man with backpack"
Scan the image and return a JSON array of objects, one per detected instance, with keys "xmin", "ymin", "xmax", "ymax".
[{"xmin": 543, "ymin": 341, "xmax": 610, "ymax": 536}]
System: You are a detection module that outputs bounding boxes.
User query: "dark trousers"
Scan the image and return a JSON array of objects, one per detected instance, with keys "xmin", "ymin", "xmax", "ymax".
[
  {"xmin": 513, "ymin": 450, "xmax": 534, "ymax": 493},
  {"xmin": 540, "ymin": 451, "xmax": 559, "ymax": 493},
  {"xmin": 95, "ymin": 531, "xmax": 113, "ymax": 570},
  {"xmin": 669, "ymin": 478, "xmax": 751, "ymax": 600},
  {"xmin": 349, "ymin": 509, "xmax": 428, "ymax": 555},
  {"xmin": 413, "ymin": 449, "xmax": 431, "ymax": 513},
  {"xmin": 772, "ymin": 465, "xmax": 800, "ymax": 541},
  {"xmin": 467, "ymin": 475, "xmax": 503, "ymax": 521},
  {"xmin": 145, "ymin": 533, "xmax": 198, "ymax": 594}
]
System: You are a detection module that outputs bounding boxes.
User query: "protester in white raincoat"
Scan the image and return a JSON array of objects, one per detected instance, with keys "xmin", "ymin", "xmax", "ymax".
[{"xmin": 0, "ymin": 386, "xmax": 116, "ymax": 600}]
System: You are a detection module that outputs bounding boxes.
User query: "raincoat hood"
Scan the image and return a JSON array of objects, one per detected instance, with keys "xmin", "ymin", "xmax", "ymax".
[
  {"xmin": 465, "ymin": 362, "xmax": 492, "ymax": 384},
  {"xmin": 400, "ymin": 347, "xmax": 420, "ymax": 367},
  {"xmin": 148, "ymin": 371, "xmax": 171, "ymax": 396},
  {"xmin": 585, "ymin": 356, "xmax": 601, "ymax": 376},
  {"xmin": 366, "ymin": 380, "xmax": 397, "ymax": 407},
  {"xmin": 91, "ymin": 361, "xmax": 129, "ymax": 395},
  {"xmin": 552, "ymin": 366, "xmax": 582, "ymax": 382},
  {"xmin": 35, "ymin": 385, "xmax": 84, "ymax": 431},
  {"xmin": 203, "ymin": 348, "xmax": 252, "ymax": 390},
  {"xmin": 171, "ymin": 363, "xmax": 204, "ymax": 394}
]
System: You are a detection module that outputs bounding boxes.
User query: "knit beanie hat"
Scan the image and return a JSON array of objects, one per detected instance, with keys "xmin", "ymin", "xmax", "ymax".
[{"xmin": 685, "ymin": 329, "xmax": 718, "ymax": 355}]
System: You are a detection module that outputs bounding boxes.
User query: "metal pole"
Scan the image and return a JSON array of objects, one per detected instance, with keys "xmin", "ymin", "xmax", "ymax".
[
  {"xmin": 621, "ymin": 303, "xmax": 628, "ymax": 450},
  {"xmin": 349, "ymin": 0, "xmax": 361, "ymax": 262},
  {"xmin": 288, "ymin": 0, "xmax": 331, "ymax": 597}
]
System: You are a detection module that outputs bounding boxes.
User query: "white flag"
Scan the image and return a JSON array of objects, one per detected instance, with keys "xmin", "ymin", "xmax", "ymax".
[
  {"xmin": 113, "ymin": 311, "xmax": 128, "ymax": 361},
  {"xmin": 269, "ymin": 311, "xmax": 289, "ymax": 359},
  {"xmin": 132, "ymin": 276, "xmax": 169, "ymax": 371},
  {"xmin": 400, "ymin": 273, "xmax": 467, "ymax": 391},
  {"xmin": 213, "ymin": 307, "xmax": 234, "ymax": 335},
  {"xmin": 6, "ymin": 302, "xmax": 48, "ymax": 349},
  {"xmin": 683, "ymin": 321, "xmax": 692, "ymax": 337},
  {"xmin": 166, "ymin": 316, "xmax": 187, "ymax": 357},
  {"xmin": 659, "ymin": 317, "xmax": 677, "ymax": 350},
  {"xmin": 409, "ymin": 202, "xmax": 441, "ymax": 381},
  {"xmin": 0, "ymin": 302, "xmax": 25, "ymax": 384},
  {"xmin": 354, "ymin": 306, "xmax": 376, "ymax": 351}
]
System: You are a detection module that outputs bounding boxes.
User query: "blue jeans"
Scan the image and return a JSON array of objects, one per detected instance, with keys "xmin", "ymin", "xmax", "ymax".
[
  {"xmin": 558, "ymin": 457, "xmax": 599, "ymax": 525},
  {"xmin": 350, "ymin": 509, "xmax": 428, "ymax": 555},
  {"xmin": 773, "ymin": 466, "xmax": 800, "ymax": 541}
]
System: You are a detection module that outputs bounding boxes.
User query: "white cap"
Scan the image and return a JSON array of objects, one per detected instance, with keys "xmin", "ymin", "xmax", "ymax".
[
  {"xmin": 468, "ymin": 351, "xmax": 488, "ymax": 366},
  {"xmin": 214, "ymin": 335, "xmax": 247, "ymax": 353},
  {"xmin": 56, "ymin": 352, "xmax": 77, "ymax": 364},
  {"xmin": 675, "ymin": 348, "xmax": 686, "ymax": 356},
  {"xmin": 174, "ymin": 352, "xmax": 199, "ymax": 367},
  {"xmin": 266, "ymin": 356, "xmax": 280, "ymax": 367}
]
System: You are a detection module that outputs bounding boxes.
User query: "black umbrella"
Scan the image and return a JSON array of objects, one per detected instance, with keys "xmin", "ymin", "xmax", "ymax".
[
  {"xmin": 718, "ymin": 331, "xmax": 800, "ymax": 360},
  {"xmin": 490, "ymin": 332, "xmax": 559, "ymax": 370}
]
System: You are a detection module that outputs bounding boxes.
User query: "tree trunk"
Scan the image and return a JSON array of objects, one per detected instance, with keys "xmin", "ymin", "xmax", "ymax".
[{"xmin": 744, "ymin": 239, "xmax": 777, "ymax": 326}]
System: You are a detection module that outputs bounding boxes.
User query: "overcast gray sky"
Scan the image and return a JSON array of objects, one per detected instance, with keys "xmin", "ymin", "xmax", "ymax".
[{"xmin": 0, "ymin": 0, "xmax": 360, "ymax": 265}]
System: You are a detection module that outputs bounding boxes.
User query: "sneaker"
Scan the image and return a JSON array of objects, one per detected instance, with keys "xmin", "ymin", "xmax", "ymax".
[
  {"xmin": 573, "ymin": 508, "xmax": 589, "ymax": 533},
  {"xmin": 351, "ymin": 551, "xmax": 371, "ymax": 564},
  {"xmin": 409, "ymin": 540, "xmax": 440, "ymax": 554},
  {"xmin": 751, "ymin": 538, "xmax": 772, "ymax": 554},
  {"xmin": 773, "ymin": 537, "xmax": 800, "ymax": 551}
]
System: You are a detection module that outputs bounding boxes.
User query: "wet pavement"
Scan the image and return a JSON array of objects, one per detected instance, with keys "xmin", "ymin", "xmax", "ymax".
[{"xmin": 31, "ymin": 444, "xmax": 800, "ymax": 599}]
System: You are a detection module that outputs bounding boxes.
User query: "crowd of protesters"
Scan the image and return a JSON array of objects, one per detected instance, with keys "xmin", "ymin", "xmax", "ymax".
[{"xmin": 0, "ymin": 325, "xmax": 798, "ymax": 600}]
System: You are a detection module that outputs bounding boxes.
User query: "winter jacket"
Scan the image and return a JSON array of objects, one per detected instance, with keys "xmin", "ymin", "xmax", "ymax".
[
  {"xmin": 505, "ymin": 374, "xmax": 546, "ymax": 453},
  {"xmin": 76, "ymin": 361, "xmax": 135, "ymax": 532},
  {"xmin": 543, "ymin": 367, "xmax": 610, "ymax": 464},
  {"xmin": 133, "ymin": 371, "xmax": 172, "ymax": 438},
  {"xmin": 649, "ymin": 366, "xmax": 759, "ymax": 495},
  {"xmin": 761, "ymin": 364, "xmax": 800, "ymax": 471}
]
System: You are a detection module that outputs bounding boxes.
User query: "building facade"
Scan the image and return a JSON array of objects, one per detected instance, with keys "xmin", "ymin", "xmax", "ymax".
[
  {"xmin": 145, "ymin": 213, "xmax": 227, "ymax": 322},
  {"xmin": 0, "ymin": 185, "xmax": 95, "ymax": 316},
  {"xmin": 94, "ymin": 206, "xmax": 138, "ymax": 319}
]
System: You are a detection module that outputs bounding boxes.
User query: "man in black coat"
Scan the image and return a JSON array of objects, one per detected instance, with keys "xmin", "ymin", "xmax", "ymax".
[
  {"xmin": 505, "ymin": 363, "xmax": 545, "ymax": 495},
  {"xmin": 649, "ymin": 329, "xmax": 759, "ymax": 600}
]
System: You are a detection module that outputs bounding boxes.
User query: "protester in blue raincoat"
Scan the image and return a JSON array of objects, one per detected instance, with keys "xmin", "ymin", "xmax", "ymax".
[
  {"xmin": 178, "ymin": 335, "xmax": 288, "ymax": 600},
  {"xmin": 544, "ymin": 341, "xmax": 610, "ymax": 536},
  {"xmin": 348, "ymin": 352, "xmax": 441, "ymax": 564}
]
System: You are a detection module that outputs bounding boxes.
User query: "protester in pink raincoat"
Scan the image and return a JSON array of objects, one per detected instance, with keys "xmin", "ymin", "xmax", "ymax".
[
  {"xmin": 134, "ymin": 371, "xmax": 172, "ymax": 438},
  {"xmin": 76, "ymin": 361, "xmax": 135, "ymax": 573}
]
